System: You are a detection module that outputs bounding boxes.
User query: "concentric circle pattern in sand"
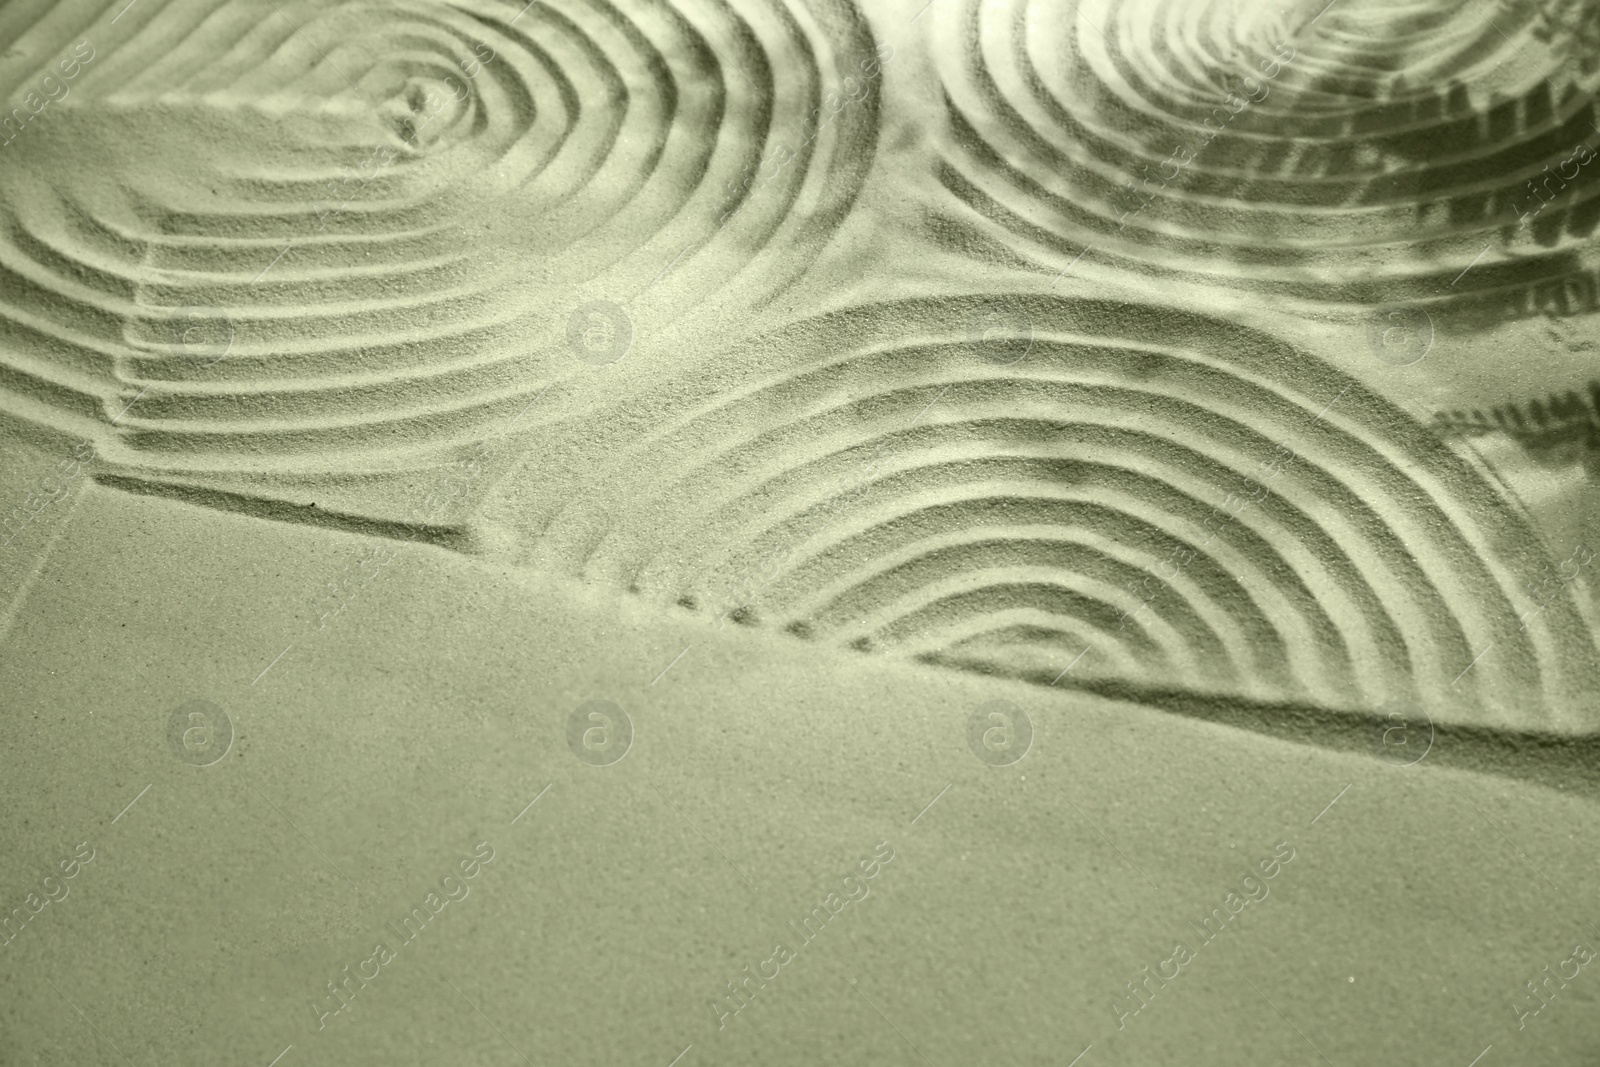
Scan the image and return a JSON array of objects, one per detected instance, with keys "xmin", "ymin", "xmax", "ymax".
[
  {"xmin": 0, "ymin": 0, "xmax": 881, "ymax": 482},
  {"xmin": 931, "ymin": 0, "xmax": 1600, "ymax": 313},
  {"xmin": 507, "ymin": 296, "xmax": 1599, "ymax": 733}
]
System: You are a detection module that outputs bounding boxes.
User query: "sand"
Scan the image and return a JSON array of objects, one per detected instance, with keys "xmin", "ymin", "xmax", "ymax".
[{"xmin": 1, "ymin": 0, "xmax": 1598, "ymax": 1063}]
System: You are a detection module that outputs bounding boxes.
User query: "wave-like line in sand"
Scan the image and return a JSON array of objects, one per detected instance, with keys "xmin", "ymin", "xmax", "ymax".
[
  {"xmin": 930, "ymin": 0, "xmax": 1600, "ymax": 315},
  {"xmin": 490, "ymin": 295, "xmax": 1600, "ymax": 736},
  {"xmin": 0, "ymin": 0, "xmax": 880, "ymax": 494}
]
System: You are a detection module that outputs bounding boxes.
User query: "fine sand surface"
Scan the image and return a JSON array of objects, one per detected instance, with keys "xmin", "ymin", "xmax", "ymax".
[
  {"xmin": 2, "ymin": 0, "xmax": 1600, "ymax": 1063},
  {"xmin": 1, "ymin": 483, "xmax": 1598, "ymax": 1067}
]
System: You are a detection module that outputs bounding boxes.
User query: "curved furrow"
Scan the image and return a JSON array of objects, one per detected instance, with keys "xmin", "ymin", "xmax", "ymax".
[
  {"xmin": 796, "ymin": 539, "xmax": 1268, "ymax": 692},
  {"xmin": 858, "ymin": 579, "xmax": 1185, "ymax": 670},
  {"xmin": 575, "ymin": 361, "xmax": 1513, "ymax": 715},
  {"xmin": 930, "ymin": 0, "xmax": 1600, "ymax": 311},
  {"xmin": 0, "ymin": 0, "xmax": 880, "ymax": 493},
  {"xmin": 489, "ymin": 295, "xmax": 1598, "ymax": 733},
  {"xmin": 756, "ymin": 500, "xmax": 1351, "ymax": 690},
  {"xmin": 606, "ymin": 435, "xmax": 1387, "ymax": 696},
  {"xmin": 605, "ymin": 437, "xmax": 1419, "ymax": 708},
  {"xmin": 929, "ymin": 620, "xmax": 1150, "ymax": 681}
]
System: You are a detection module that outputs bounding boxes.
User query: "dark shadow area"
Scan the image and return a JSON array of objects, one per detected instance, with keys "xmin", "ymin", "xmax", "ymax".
[{"xmin": 927, "ymin": 653, "xmax": 1600, "ymax": 800}]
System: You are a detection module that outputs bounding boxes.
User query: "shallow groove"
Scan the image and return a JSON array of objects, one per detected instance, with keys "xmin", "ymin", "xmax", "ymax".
[
  {"xmin": 487, "ymin": 294, "xmax": 1599, "ymax": 734},
  {"xmin": 929, "ymin": 0, "xmax": 1600, "ymax": 316},
  {"xmin": 94, "ymin": 473, "xmax": 470, "ymax": 549},
  {"xmin": 0, "ymin": 0, "xmax": 882, "ymax": 500}
]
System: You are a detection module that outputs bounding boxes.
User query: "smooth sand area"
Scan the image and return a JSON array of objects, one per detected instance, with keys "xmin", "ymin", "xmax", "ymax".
[{"xmin": 1, "ymin": 482, "xmax": 1597, "ymax": 1066}]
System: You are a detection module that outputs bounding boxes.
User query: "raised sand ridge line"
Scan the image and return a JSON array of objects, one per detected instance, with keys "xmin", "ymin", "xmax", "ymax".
[
  {"xmin": 0, "ymin": 0, "xmax": 884, "ymax": 506},
  {"xmin": 929, "ymin": 0, "xmax": 1600, "ymax": 319},
  {"xmin": 481, "ymin": 294, "xmax": 1600, "ymax": 736}
]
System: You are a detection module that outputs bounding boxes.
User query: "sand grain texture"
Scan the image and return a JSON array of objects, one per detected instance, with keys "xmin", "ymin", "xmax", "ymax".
[{"xmin": 2, "ymin": 0, "xmax": 1599, "ymax": 1064}]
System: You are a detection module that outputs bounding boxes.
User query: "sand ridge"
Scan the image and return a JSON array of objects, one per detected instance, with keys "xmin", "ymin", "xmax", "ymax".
[
  {"xmin": 476, "ymin": 292, "xmax": 1599, "ymax": 734},
  {"xmin": 929, "ymin": 0, "xmax": 1600, "ymax": 318},
  {"xmin": 0, "ymin": 0, "xmax": 1591, "ymax": 742},
  {"xmin": 0, "ymin": 0, "xmax": 886, "ymax": 503}
]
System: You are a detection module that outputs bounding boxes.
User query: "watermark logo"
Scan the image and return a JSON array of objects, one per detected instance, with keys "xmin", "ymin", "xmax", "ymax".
[
  {"xmin": 167, "ymin": 699, "xmax": 233, "ymax": 766},
  {"xmin": 966, "ymin": 700, "xmax": 1033, "ymax": 766},
  {"xmin": 707, "ymin": 840, "xmax": 894, "ymax": 1032},
  {"xmin": 965, "ymin": 307, "xmax": 1033, "ymax": 366},
  {"xmin": 1372, "ymin": 702, "xmax": 1433, "ymax": 767},
  {"xmin": 565, "ymin": 300, "xmax": 632, "ymax": 366},
  {"xmin": 567, "ymin": 699, "xmax": 632, "ymax": 766},
  {"xmin": 127, "ymin": 304, "xmax": 237, "ymax": 367},
  {"xmin": 1365, "ymin": 305, "xmax": 1433, "ymax": 367}
]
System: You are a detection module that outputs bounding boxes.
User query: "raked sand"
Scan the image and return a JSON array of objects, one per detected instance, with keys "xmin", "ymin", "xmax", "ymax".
[{"xmin": 2, "ymin": 0, "xmax": 1599, "ymax": 1063}]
